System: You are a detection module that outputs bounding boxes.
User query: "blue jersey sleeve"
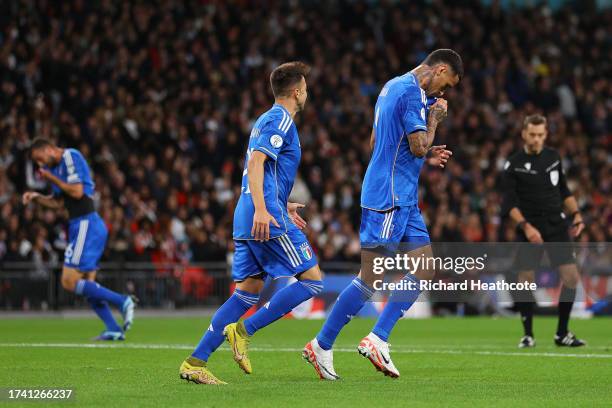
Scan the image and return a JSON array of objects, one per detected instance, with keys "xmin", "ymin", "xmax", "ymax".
[
  {"xmin": 64, "ymin": 149, "xmax": 88, "ymax": 184},
  {"xmin": 252, "ymin": 114, "xmax": 292, "ymax": 161},
  {"xmin": 400, "ymin": 89, "xmax": 427, "ymax": 135}
]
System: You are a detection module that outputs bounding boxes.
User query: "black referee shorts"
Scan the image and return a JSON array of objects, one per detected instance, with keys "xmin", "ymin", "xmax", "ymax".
[{"xmin": 514, "ymin": 212, "xmax": 576, "ymax": 271}]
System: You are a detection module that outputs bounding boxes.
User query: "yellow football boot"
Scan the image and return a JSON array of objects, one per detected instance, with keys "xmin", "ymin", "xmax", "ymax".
[
  {"xmin": 179, "ymin": 358, "xmax": 227, "ymax": 385},
  {"xmin": 224, "ymin": 322, "xmax": 252, "ymax": 374}
]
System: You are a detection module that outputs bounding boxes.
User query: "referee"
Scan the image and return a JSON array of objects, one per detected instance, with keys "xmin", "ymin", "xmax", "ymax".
[{"xmin": 502, "ymin": 114, "xmax": 586, "ymax": 348}]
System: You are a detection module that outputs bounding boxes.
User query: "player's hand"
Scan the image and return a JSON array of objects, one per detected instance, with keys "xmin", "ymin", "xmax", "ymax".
[
  {"xmin": 429, "ymin": 98, "xmax": 448, "ymax": 123},
  {"xmin": 252, "ymin": 208, "xmax": 280, "ymax": 241},
  {"xmin": 22, "ymin": 191, "xmax": 41, "ymax": 205},
  {"xmin": 288, "ymin": 202, "xmax": 307, "ymax": 229},
  {"xmin": 570, "ymin": 215, "xmax": 585, "ymax": 237},
  {"xmin": 524, "ymin": 223, "xmax": 544, "ymax": 244},
  {"xmin": 428, "ymin": 145, "xmax": 452, "ymax": 168},
  {"xmin": 38, "ymin": 168, "xmax": 53, "ymax": 181}
]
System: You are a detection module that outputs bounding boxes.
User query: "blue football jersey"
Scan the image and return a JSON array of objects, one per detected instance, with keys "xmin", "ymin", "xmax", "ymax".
[
  {"xmin": 361, "ymin": 72, "xmax": 434, "ymax": 210},
  {"xmin": 49, "ymin": 148, "xmax": 96, "ymax": 198},
  {"xmin": 233, "ymin": 104, "xmax": 301, "ymax": 240}
]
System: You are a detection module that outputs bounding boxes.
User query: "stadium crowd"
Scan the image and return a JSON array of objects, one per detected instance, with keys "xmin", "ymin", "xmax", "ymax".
[{"xmin": 0, "ymin": 0, "xmax": 610, "ymax": 271}]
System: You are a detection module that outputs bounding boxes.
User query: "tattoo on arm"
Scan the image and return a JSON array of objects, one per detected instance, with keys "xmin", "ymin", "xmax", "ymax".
[
  {"xmin": 408, "ymin": 131, "xmax": 429, "ymax": 157},
  {"xmin": 429, "ymin": 104, "xmax": 447, "ymax": 123},
  {"xmin": 408, "ymin": 121, "xmax": 438, "ymax": 158}
]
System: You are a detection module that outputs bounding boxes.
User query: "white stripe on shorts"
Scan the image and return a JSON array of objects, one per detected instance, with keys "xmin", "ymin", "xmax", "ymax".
[
  {"xmin": 278, "ymin": 235, "xmax": 299, "ymax": 267},
  {"xmin": 382, "ymin": 210, "xmax": 395, "ymax": 239},
  {"xmin": 279, "ymin": 235, "xmax": 302, "ymax": 267},
  {"xmin": 283, "ymin": 235, "xmax": 302, "ymax": 265},
  {"xmin": 71, "ymin": 219, "xmax": 89, "ymax": 265}
]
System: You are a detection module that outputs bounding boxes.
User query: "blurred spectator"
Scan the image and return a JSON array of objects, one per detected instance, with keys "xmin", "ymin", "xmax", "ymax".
[{"xmin": 0, "ymin": 0, "xmax": 610, "ymax": 270}]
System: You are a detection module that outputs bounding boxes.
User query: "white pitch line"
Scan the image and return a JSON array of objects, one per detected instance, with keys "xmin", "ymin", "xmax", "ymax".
[{"xmin": 0, "ymin": 343, "xmax": 610, "ymax": 359}]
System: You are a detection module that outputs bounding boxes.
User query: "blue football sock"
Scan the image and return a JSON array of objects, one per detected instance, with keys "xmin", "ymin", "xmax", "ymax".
[
  {"xmin": 244, "ymin": 279, "xmax": 322, "ymax": 336},
  {"xmin": 87, "ymin": 298, "xmax": 122, "ymax": 333},
  {"xmin": 75, "ymin": 280, "xmax": 126, "ymax": 309},
  {"xmin": 192, "ymin": 289, "xmax": 259, "ymax": 362},
  {"xmin": 316, "ymin": 278, "xmax": 374, "ymax": 350},
  {"xmin": 372, "ymin": 273, "xmax": 422, "ymax": 342}
]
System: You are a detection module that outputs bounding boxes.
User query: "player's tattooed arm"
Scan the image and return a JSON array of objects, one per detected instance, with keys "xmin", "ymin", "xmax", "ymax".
[
  {"xmin": 408, "ymin": 99, "xmax": 448, "ymax": 157},
  {"xmin": 22, "ymin": 192, "xmax": 63, "ymax": 209},
  {"xmin": 408, "ymin": 131, "xmax": 432, "ymax": 157},
  {"xmin": 429, "ymin": 99, "xmax": 448, "ymax": 123}
]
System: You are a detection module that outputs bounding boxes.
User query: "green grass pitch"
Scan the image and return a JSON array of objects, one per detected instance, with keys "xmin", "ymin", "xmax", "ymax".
[{"xmin": 1, "ymin": 316, "xmax": 611, "ymax": 407}]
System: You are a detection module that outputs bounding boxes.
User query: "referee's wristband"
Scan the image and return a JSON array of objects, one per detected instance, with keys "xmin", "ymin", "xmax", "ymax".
[{"xmin": 517, "ymin": 221, "xmax": 527, "ymax": 230}]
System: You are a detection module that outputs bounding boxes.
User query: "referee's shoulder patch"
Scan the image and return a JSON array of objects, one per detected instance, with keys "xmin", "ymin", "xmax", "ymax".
[{"xmin": 503, "ymin": 160, "xmax": 511, "ymax": 170}]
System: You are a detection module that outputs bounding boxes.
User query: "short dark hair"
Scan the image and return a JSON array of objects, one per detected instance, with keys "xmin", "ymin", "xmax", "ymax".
[
  {"xmin": 522, "ymin": 114, "xmax": 547, "ymax": 129},
  {"xmin": 270, "ymin": 61, "xmax": 310, "ymax": 98},
  {"xmin": 30, "ymin": 137, "xmax": 54, "ymax": 151},
  {"xmin": 423, "ymin": 49, "xmax": 464, "ymax": 80}
]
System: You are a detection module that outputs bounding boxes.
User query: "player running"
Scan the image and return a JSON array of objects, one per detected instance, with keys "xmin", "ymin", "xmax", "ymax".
[
  {"xmin": 23, "ymin": 138, "xmax": 135, "ymax": 341},
  {"xmin": 503, "ymin": 114, "xmax": 586, "ymax": 348},
  {"xmin": 304, "ymin": 49, "xmax": 462, "ymax": 380},
  {"xmin": 179, "ymin": 62, "xmax": 323, "ymax": 385}
]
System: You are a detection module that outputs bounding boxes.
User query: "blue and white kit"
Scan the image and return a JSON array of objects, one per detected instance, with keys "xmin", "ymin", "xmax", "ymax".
[{"xmin": 232, "ymin": 104, "xmax": 317, "ymax": 280}]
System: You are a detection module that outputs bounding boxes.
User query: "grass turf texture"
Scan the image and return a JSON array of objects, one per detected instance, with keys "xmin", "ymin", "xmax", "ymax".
[{"xmin": 0, "ymin": 317, "xmax": 611, "ymax": 407}]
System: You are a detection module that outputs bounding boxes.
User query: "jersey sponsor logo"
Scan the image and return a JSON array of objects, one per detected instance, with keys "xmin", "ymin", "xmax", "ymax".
[
  {"xmin": 300, "ymin": 242, "xmax": 313, "ymax": 260},
  {"xmin": 524, "ymin": 162, "xmax": 531, "ymax": 170},
  {"xmin": 550, "ymin": 170, "xmax": 559, "ymax": 186},
  {"xmin": 270, "ymin": 134, "xmax": 283, "ymax": 148}
]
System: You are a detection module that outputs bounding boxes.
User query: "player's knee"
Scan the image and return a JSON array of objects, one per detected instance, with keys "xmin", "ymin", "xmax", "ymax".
[
  {"xmin": 518, "ymin": 271, "xmax": 535, "ymax": 284},
  {"xmin": 558, "ymin": 264, "xmax": 580, "ymax": 288},
  {"xmin": 61, "ymin": 276, "xmax": 77, "ymax": 292},
  {"xmin": 236, "ymin": 277, "xmax": 264, "ymax": 294},
  {"xmin": 561, "ymin": 273, "xmax": 579, "ymax": 289},
  {"xmin": 299, "ymin": 265, "xmax": 322, "ymax": 281}
]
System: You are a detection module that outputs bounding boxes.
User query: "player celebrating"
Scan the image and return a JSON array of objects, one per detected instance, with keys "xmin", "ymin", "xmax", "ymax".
[
  {"xmin": 179, "ymin": 62, "xmax": 323, "ymax": 385},
  {"xmin": 503, "ymin": 114, "xmax": 586, "ymax": 348},
  {"xmin": 304, "ymin": 49, "xmax": 462, "ymax": 380},
  {"xmin": 23, "ymin": 138, "xmax": 135, "ymax": 340}
]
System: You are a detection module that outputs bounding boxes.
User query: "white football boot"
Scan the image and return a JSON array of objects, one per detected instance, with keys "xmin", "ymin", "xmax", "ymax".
[
  {"xmin": 302, "ymin": 338, "xmax": 340, "ymax": 380},
  {"xmin": 357, "ymin": 333, "xmax": 400, "ymax": 378}
]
